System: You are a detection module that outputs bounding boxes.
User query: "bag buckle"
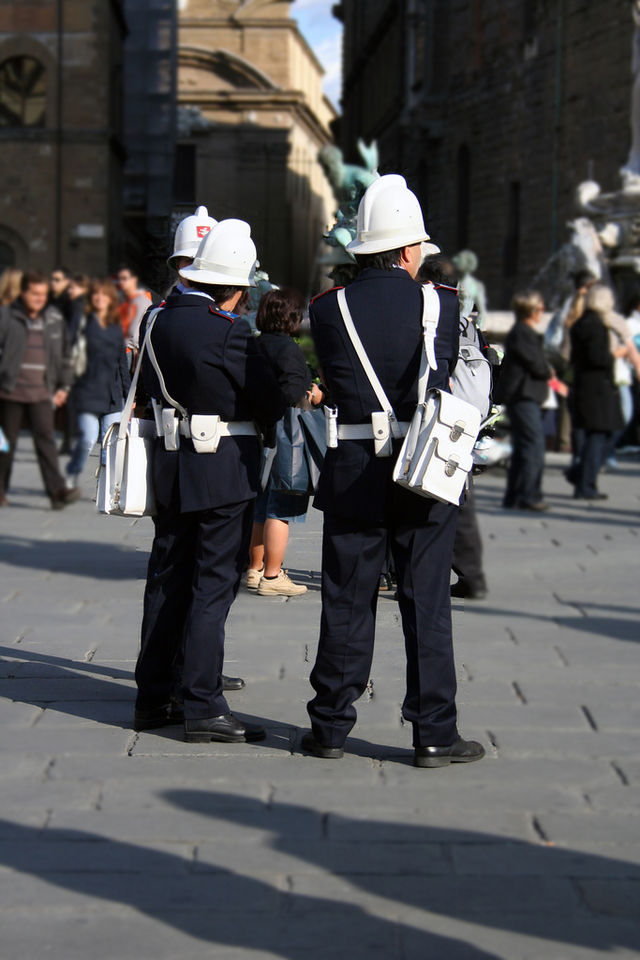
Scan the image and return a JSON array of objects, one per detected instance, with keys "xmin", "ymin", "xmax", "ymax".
[
  {"xmin": 449, "ymin": 420, "xmax": 465, "ymax": 442},
  {"xmin": 445, "ymin": 456, "xmax": 460, "ymax": 478}
]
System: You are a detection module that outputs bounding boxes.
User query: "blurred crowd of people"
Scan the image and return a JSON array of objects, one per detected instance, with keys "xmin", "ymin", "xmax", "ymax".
[
  {"xmin": 0, "ymin": 262, "xmax": 151, "ymax": 509},
  {"xmin": 498, "ymin": 272, "xmax": 640, "ymax": 510}
]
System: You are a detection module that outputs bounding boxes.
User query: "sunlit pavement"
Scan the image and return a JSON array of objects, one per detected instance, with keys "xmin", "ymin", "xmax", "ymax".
[{"xmin": 1, "ymin": 440, "xmax": 639, "ymax": 960}]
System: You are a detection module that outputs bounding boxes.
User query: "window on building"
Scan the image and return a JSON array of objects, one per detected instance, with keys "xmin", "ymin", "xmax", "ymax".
[
  {"xmin": 0, "ymin": 56, "xmax": 46, "ymax": 127},
  {"xmin": 173, "ymin": 144, "xmax": 196, "ymax": 204},
  {"xmin": 456, "ymin": 144, "xmax": 470, "ymax": 249}
]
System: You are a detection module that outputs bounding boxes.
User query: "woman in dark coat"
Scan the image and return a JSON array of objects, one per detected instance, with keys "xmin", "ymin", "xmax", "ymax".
[
  {"xmin": 570, "ymin": 283, "xmax": 624, "ymax": 500},
  {"xmin": 65, "ymin": 278, "xmax": 130, "ymax": 488},
  {"xmin": 245, "ymin": 288, "xmax": 322, "ymax": 597},
  {"xmin": 499, "ymin": 289, "xmax": 552, "ymax": 511}
]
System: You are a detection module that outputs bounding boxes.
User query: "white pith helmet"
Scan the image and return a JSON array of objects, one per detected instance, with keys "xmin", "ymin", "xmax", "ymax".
[
  {"xmin": 179, "ymin": 219, "xmax": 257, "ymax": 287},
  {"xmin": 346, "ymin": 174, "xmax": 440, "ymax": 256},
  {"xmin": 167, "ymin": 205, "xmax": 218, "ymax": 269}
]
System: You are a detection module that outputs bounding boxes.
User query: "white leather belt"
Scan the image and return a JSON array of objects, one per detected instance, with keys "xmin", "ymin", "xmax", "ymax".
[
  {"xmin": 177, "ymin": 419, "xmax": 257, "ymax": 439},
  {"xmin": 337, "ymin": 422, "xmax": 410, "ymax": 440}
]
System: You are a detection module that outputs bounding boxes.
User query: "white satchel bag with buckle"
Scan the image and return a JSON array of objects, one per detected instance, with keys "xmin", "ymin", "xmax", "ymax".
[
  {"xmin": 338, "ymin": 284, "xmax": 481, "ymax": 506},
  {"xmin": 96, "ymin": 308, "xmax": 164, "ymax": 517}
]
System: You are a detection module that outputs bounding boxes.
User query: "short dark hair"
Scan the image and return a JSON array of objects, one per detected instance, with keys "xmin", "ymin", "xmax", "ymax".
[
  {"xmin": 354, "ymin": 247, "xmax": 403, "ymax": 271},
  {"xmin": 256, "ymin": 288, "xmax": 303, "ymax": 335},
  {"xmin": 419, "ymin": 254, "xmax": 458, "ymax": 285},
  {"xmin": 21, "ymin": 270, "xmax": 48, "ymax": 292},
  {"xmin": 70, "ymin": 273, "xmax": 90, "ymax": 290},
  {"xmin": 186, "ymin": 279, "xmax": 242, "ymax": 305},
  {"xmin": 116, "ymin": 264, "xmax": 138, "ymax": 278},
  {"xmin": 51, "ymin": 266, "xmax": 70, "ymax": 278}
]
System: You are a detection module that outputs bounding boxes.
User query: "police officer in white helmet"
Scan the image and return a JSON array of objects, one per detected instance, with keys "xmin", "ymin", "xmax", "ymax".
[
  {"xmin": 134, "ymin": 219, "xmax": 285, "ymax": 742},
  {"xmin": 303, "ymin": 175, "xmax": 485, "ymax": 767},
  {"xmin": 167, "ymin": 205, "xmax": 218, "ymax": 293}
]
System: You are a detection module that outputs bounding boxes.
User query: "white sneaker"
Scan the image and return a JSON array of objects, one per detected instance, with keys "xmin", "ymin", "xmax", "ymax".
[
  {"xmin": 257, "ymin": 569, "xmax": 307, "ymax": 597},
  {"xmin": 244, "ymin": 567, "xmax": 263, "ymax": 590},
  {"xmin": 65, "ymin": 474, "xmax": 79, "ymax": 490}
]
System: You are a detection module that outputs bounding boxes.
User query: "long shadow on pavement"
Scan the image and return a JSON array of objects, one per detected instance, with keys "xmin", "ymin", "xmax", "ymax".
[
  {"xmin": 0, "ymin": 536, "xmax": 147, "ymax": 580},
  {"xmin": 0, "ymin": 817, "xmax": 499, "ymax": 959},
  {"xmin": 163, "ymin": 790, "xmax": 640, "ymax": 954}
]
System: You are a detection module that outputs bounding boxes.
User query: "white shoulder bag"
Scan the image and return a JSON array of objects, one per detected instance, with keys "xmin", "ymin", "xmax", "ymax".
[
  {"xmin": 338, "ymin": 284, "xmax": 481, "ymax": 506},
  {"xmin": 96, "ymin": 307, "xmax": 165, "ymax": 517}
]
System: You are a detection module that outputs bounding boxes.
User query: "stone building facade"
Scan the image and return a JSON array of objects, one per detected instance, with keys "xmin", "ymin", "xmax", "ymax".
[
  {"xmin": 175, "ymin": 0, "xmax": 337, "ymax": 293},
  {"xmin": 336, "ymin": 0, "xmax": 634, "ymax": 307},
  {"xmin": 0, "ymin": 0, "xmax": 126, "ymax": 275}
]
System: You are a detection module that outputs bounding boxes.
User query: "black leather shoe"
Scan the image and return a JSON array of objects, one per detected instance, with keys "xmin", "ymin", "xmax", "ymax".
[
  {"xmin": 222, "ymin": 674, "xmax": 245, "ymax": 691},
  {"xmin": 184, "ymin": 713, "xmax": 265, "ymax": 743},
  {"xmin": 450, "ymin": 581, "xmax": 487, "ymax": 600},
  {"xmin": 134, "ymin": 700, "xmax": 184, "ymax": 731},
  {"xmin": 300, "ymin": 731, "xmax": 344, "ymax": 759},
  {"xmin": 573, "ymin": 492, "xmax": 608, "ymax": 501},
  {"xmin": 414, "ymin": 736, "xmax": 485, "ymax": 768}
]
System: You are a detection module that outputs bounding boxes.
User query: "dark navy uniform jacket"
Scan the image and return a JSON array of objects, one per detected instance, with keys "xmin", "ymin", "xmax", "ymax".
[
  {"xmin": 310, "ymin": 267, "xmax": 459, "ymax": 524},
  {"xmin": 141, "ymin": 291, "xmax": 285, "ymax": 513}
]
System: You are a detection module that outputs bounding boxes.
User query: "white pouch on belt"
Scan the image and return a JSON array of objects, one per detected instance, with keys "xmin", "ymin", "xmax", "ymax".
[
  {"xmin": 371, "ymin": 411, "xmax": 392, "ymax": 457},
  {"xmin": 190, "ymin": 414, "xmax": 221, "ymax": 453},
  {"xmin": 161, "ymin": 408, "xmax": 180, "ymax": 451}
]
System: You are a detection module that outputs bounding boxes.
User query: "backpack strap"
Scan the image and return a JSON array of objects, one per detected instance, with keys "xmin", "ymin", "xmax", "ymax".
[{"xmin": 336, "ymin": 287, "xmax": 403, "ymax": 439}]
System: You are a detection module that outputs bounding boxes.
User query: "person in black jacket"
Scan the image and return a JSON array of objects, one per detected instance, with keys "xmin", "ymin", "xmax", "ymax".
[
  {"xmin": 499, "ymin": 290, "xmax": 552, "ymax": 511},
  {"xmin": 302, "ymin": 174, "xmax": 484, "ymax": 768},
  {"xmin": 65, "ymin": 278, "xmax": 130, "ymax": 489},
  {"xmin": 134, "ymin": 219, "xmax": 286, "ymax": 743},
  {"xmin": 569, "ymin": 283, "xmax": 624, "ymax": 500},
  {"xmin": 246, "ymin": 287, "xmax": 322, "ymax": 597}
]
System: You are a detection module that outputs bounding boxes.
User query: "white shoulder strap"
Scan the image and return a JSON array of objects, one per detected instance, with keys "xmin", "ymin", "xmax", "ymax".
[
  {"xmin": 336, "ymin": 287, "xmax": 402, "ymax": 438},
  {"xmin": 117, "ymin": 308, "xmax": 160, "ymax": 440},
  {"xmin": 144, "ymin": 312, "xmax": 188, "ymax": 419},
  {"xmin": 417, "ymin": 283, "xmax": 440, "ymax": 402}
]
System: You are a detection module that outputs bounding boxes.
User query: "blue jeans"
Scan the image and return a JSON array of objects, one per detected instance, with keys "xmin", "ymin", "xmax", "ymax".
[
  {"xmin": 504, "ymin": 399, "xmax": 545, "ymax": 507},
  {"xmin": 575, "ymin": 431, "xmax": 610, "ymax": 498},
  {"xmin": 66, "ymin": 411, "xmax": 121, "ymax": 478}
]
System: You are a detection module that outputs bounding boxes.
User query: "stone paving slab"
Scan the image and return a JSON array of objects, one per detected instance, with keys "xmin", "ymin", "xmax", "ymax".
[{"xmin": 0, "ymin": 443, "xmax": 639, "ymax": 958}]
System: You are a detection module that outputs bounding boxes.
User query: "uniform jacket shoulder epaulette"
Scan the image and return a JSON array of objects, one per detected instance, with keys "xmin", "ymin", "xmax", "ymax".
[
  {"xmin": 433, "ymin": 283, "xmax": 459, "ymax": 295},
  {"xmin": 208, "ymin": 304, "xmax": 235, "ymax": 323},
  {"xmin": 310, "ymin": 285, "xmax": 344, "ymax": 305}
]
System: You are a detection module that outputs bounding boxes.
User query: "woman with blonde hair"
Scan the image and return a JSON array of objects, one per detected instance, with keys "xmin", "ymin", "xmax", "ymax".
[
  {"xmin": 569, "ymin": 283, "xmax": 624, "ymax": 500},
  {"xmin": 0, "ymin": 267, "xmax": 23, "ymax": 306},
  {"xmin": 65, "ymin": 278, "xmax": 130, "ymax": 489}
]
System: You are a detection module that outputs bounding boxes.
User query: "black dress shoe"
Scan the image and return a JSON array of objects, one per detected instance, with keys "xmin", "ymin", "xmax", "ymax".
[
  {"xmin": 222, "ymin": 674, "xmax": 245, "ymax": 691},
  {"xmin": 300, "ymin": 731, "xmax": 344, "ymax": 759},
  {"xmin": 184, "ymin": 713, "xmax": 265, "ymax": 743},
  {"xmin": 450, "ymin": 581, "xmax": 487, "ymax": 600},
  {"xmin": 414, "ymin": 736, "xmax": 485, "ymax": 768},
  {"xmin": 573, "ymin": 492, "xmax": 608, "ymax": 501},
  {"xmin": 134, "ymin": 700, "xmax": 184, "ymax": 731}
]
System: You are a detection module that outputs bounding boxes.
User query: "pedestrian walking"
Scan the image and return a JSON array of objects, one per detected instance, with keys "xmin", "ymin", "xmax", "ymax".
[
  {"xmin": 302, "ymin": 174, "xmax": 484, "ymax": 767},
  {"xmin": 570, "ymin": 283, "xmax": 624, "ymax": 500},
  {"xmin": 498, "ymin": 290, "xmax": 552, "ymax": 512},
  {"xmin": 65, "ymin": 279, "xmax": 130, "ymax": 489},
  {"xmin": 0, "ymin": 271, "xmax": 80, "ymax": 509}
]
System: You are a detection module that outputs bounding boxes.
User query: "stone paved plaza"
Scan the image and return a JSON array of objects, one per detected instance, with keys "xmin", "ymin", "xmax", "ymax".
[{"xmin": 1, "ymin": 440, "xmax": 639, "ymax": 959}]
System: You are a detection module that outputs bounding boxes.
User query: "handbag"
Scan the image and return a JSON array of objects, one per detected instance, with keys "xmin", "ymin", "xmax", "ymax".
[
  {"xmin": 96, "ymin": 307, "xmax": 164, "ymax": 516},
  {"xmin": 337, "ymin": 284, "xmax": 481, "ymax": 506},
  {"xmin": 70, "ymin": 315, "xmax": 88, "ymax": 378}
]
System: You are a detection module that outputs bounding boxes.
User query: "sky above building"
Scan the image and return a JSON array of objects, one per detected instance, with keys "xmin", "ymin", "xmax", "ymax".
[{"xmin": 292, "ymin": 0, "xmax": 343, "ymax": 110}]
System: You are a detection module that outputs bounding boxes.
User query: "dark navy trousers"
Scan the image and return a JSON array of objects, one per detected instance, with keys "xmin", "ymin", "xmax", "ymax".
[
  {"xmin": 136, "ymin": 492, "xmax": 254, "ymax": 719},
  {"xmin": 308, "ymin": 501, "xmax": 459, "ymax": 749},
  {"xmin": 504, "ymin": 399, "xmax": 545, "ymax": 507}
]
